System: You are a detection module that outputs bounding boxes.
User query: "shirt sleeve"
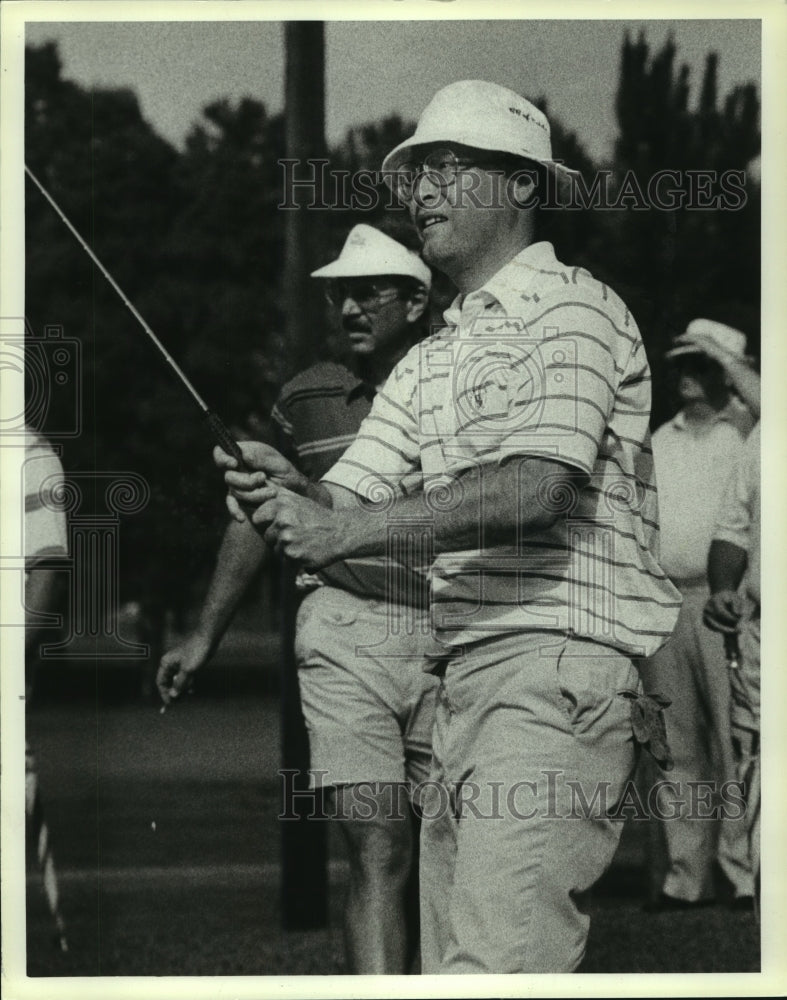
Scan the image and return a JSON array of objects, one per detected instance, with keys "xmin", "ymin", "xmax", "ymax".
[
  {"xmin": 25, "ymin": 444, "xmax": 68, "ymax": 567},
  {"xmin": 481, "ymin": 295, "xmax": 621, "ymax": 473},
  {"xmin": 321, "ymin": 355, "xmax": 421, "ymax": 500},
  {"xmin": 712, "ymin": 426, "xmax": 758, "ymax": 551}
]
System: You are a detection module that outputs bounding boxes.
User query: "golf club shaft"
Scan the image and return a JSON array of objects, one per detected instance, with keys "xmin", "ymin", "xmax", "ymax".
[{"xmin": 25, "ymin": 164, "xmax": 244, "ymax": 465}]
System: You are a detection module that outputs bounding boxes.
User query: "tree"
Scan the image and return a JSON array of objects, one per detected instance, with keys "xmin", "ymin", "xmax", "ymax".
[
  {"xmin": 26, "ymin": 43, "xmax": 236, "ymax": 617},
  {"xmin": 531, "ymin": 96, "xmax": 602, "ymax": 269},
  {"xmin": 169, "ymin": 97, "xmax": 288, "ymax": 428},
  {"xmin": 328, "ymin": 113, "xmax": 414, "ymax": 230},
  {"xmin": 604, "ymin": 32, "xmax": 760, "ymax": 428}
]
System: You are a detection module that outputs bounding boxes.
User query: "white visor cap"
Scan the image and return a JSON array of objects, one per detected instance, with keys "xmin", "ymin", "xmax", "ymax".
[
  {"xmin": 665, "ymin": 318, "xmax": 748, "ymax": 360},
  {"xmin": 311, "ymin": 224, "xmax": 431, "ymax": 288},
  {"xmin": 381, "ymin": 79, "xmax": 580, "ymax": 190}
]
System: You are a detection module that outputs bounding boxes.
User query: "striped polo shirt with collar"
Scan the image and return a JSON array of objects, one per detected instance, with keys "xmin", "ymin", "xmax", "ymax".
[
  {"xmin": 270, "ymin": 361, "xmax": 375, "ymax": 482},
  {"xmin": 322, "ymin": 241, "xmax": 682, "ymax": 658}
]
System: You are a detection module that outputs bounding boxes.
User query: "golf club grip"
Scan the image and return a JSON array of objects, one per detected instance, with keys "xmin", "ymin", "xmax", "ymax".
[{"xmin": 205, "ymin": 411, "xmax": 246, "ymax": 468}]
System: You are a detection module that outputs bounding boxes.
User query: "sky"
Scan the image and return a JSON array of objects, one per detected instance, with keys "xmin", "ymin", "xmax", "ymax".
[{"xmin": 22, "ymin": 15, "xmax": 762, "ymax": 164}]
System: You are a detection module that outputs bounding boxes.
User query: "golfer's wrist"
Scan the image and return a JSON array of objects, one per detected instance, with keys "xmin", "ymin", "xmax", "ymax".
[
  {"xmin": 305, "ymin": 481, "xmax": 333, "ymax": 506},
  {"xmin": 191, "ymin": 620, "xmax": 226, "ymax": 656},
  {"xmin": 330, "ymin": 509, "xmax": 385, "ymax": 561},
  {"xmin": 288, "ymin": 468, "xmax": 311, "ymax": 496}
]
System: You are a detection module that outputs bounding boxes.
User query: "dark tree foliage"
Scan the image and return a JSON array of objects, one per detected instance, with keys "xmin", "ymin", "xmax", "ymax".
[
  {"xmin": 605, "ymin": 32, "xmax": 760, "ymax": 428},
  {"xmin": 26, "ymin": 44, "xmax": 238, "ymax": 614},
  {"xmin": 170, "ymin": 98, "xmax": 288, "ymax": 428},
  {"xmin": 531, "ymin": 94, "xmax": 601, "ymax": 267},
  {"xmin": 328, "ymin": 113, "xmax": 414, "ymax": 231}
]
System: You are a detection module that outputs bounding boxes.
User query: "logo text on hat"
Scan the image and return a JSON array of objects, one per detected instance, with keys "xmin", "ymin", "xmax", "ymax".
[{"xmin": 509, "ymin": 107, "xmax": 547, "ymax": 132}]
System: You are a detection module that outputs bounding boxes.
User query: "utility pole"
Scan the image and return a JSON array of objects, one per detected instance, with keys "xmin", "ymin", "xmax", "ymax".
[
  {"xmin": 280, "ymin": 21, "xmax": 328, "ymax": 931},
  {"xmin": 283, "ymin": 21, "xmax": 327, "ymax": 364}
]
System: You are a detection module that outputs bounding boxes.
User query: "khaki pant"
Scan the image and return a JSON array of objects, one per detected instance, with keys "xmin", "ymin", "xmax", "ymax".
[
  {"xmin": 420, "ymin": 631, "xmax": 639, "ymax": 973},
  {"xmin": 640, "ymin": 582, "xmax": 753, "ymax": 901},
  {"xmin": 731, "ymin": 725, "xmax": 760, "ymax": 899},
  {"xmin": 730, "ymin": 610, "xmax": 760, "ymax": 906}
]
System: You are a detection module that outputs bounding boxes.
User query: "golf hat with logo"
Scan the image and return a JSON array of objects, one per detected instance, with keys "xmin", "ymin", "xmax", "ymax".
[
  {"xmin": 311, "ymin": 224, "xmax": 431, "ymax": 287},
  {"xmin": 665, "ymin": 318, "xmax": 748, "ymax": 360},
  {"xmin": 381, "ymin": 79, "xmax": 580, "ymax": 189}
]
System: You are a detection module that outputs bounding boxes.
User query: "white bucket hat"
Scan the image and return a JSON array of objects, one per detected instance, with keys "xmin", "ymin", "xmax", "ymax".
[
  {"xmin": 665, "ymin": 318, "xmax": 748, "ymax": 360},
  {"xmin": 381, "ymin": 80, "xmax": 580, "ymax": 189},
  {"xmin": 311, "ymin": 224, "xmax": 431, "ymax": 287}
]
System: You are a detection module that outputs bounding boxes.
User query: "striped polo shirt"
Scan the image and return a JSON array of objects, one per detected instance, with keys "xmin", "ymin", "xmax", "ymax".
[
  {"xmin": 322, "ymin": 241, "xmax": 681, "ymax": 657},
  {"xmin": 271, "ymin": 361, "xmax": 375, "ymax": 481},
  {"xmin": 272, "ymin": 362, "xmax": 429, "ymax": 605},
  {"xmin": 25, "ymin": 429, "xmax": 68, "ymax": 570}
]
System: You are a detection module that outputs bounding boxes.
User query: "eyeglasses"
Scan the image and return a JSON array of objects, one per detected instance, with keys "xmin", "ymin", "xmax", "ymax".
[
  {"xmin": 392, "ymin": 147, "xmax": 493, "ymax": 202},
  {"xmin": 324, "ymin": 279, "xmax": 403, "ymax": 310}
]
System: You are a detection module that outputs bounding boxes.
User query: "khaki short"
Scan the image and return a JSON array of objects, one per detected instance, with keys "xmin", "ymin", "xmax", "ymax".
[{"xmin": 294, "ymin": 586, "xmax": 438, "ymax": 788}]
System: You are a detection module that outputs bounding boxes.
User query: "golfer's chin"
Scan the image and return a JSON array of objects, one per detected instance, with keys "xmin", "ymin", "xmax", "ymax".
[{"xmin": 420, "ymin": 228, "xmax": 458, "ymax": 271}]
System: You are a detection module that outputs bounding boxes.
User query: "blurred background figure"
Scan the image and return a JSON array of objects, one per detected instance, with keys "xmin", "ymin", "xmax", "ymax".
[
  {"xmin": 641, "ymin": 320, "xmax": 758, "ymax": 911},
  {"xmin": 25, "ymin": 425, "xmax": 70, "ymax": 952},
  {"xmin": 24, "ymin": 426, "xmax": 69, "ymax": 673},
  {"xmin": 704, "ymin": 421, "xmax": 761, "ymax": 916}
]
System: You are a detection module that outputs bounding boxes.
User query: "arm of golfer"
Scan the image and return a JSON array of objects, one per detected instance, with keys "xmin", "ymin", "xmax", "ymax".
[
  {"xmin": 216, "ymin": 443, "xmax": 579, "ymax": 570},
  {"xmin": 703, "ymin": 538, "xmax": 748, "ymax": 634},
  {"xmin": 156, "ymin": 517, "xmax": 267, "ymax": 705}
]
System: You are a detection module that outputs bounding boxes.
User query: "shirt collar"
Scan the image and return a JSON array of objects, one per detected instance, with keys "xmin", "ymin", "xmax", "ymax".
[
  {"xmin": 442, "ymin": 241, "xmax": 560, "ymax": 329},
  {"xmin": 345, "ymin": 376, "xmax": 375, "ymax": 403}
]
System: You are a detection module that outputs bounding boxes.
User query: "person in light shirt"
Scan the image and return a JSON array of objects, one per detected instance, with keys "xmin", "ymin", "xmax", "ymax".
[
  {"xmin": 215, "ymin": 80, "xmax": 681, "ymax": 973},
  {"xmin": 705, "ymin": 421, "xmax": 761, "ymax": 913},
  {"xmin": 641, "ymin": 320, "xmax": 758, "ymax": 912}
]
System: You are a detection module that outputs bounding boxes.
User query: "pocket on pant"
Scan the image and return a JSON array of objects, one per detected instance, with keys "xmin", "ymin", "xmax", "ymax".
[
  {"xmin": 293, "ymin": 601, "xmax": 318, "ymax": 666},
  {"xmin": 555, "ymin": 637, "xmax": 635, "ymax": 734},
  {"xmin": 294, "ymin": 592, "xmax": 360, "ymax": 666}
]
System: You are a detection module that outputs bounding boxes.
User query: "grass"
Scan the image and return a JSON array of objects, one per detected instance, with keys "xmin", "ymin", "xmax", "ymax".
[{"xmin": 21, "ymin": 684, "xmax": 761, "ymax": 978}]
